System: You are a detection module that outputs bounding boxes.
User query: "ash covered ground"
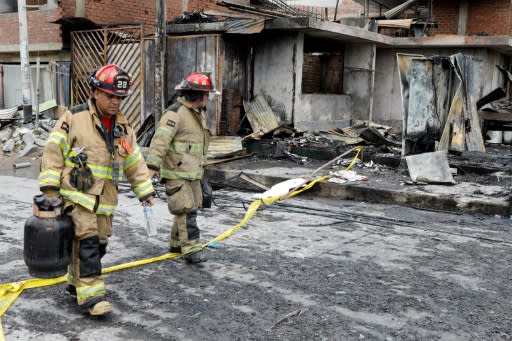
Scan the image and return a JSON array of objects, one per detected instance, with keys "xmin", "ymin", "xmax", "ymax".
[{"xmin": 0, "ymin": 173, "xmax": 511, "ymax": 340}]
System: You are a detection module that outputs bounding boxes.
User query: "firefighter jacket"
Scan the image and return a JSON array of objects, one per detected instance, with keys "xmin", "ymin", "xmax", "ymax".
[
  {"xmin": 38, "ymin": 99, "xmax": 154, "ymax": 215},
  {"xmin": 146, "ymin": 97, "xmax": 209, "ymax": 180}
]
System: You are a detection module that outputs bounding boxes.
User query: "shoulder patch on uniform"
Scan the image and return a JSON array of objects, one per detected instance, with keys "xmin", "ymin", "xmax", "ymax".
[
  {"xmin": 61, "ymin": 122, "xmax": 69, "ymax": 133},
  {"xmin": 166, "ymin": 119, "xmax": 176, "ymax": 127},
  {"xmin": 70, "ymin": 103, "xmax": 88, "ymax": 114}
]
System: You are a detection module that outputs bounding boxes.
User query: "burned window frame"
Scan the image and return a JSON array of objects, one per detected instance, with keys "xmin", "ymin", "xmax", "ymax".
[{"xmin": 302, "ymin": 35, "xmax": 344, "ymax": 95}]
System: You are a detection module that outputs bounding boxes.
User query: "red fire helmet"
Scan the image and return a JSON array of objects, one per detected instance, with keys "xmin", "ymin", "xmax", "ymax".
[
  {"xmin": 87, "ymin": 64, "xmax": 133, "ymax": 97},
  {"xmin": 174, "ymin": 72, "xmax": 217, "ymax": 92}
]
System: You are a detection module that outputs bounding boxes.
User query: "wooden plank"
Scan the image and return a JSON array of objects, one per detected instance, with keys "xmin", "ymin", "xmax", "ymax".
[
  {"xmin": 223, "ymin": 0, "xmax": 251, "ymax": 5},
  {"xmin": 37, "ymin": 99, "xmax": 57, "ymax": 112},
  {"xmin": 438, "ymin": 86, "xmax": 464, "ymax": 151},
  {"xmin": 479, "ymin": 111, "xmax": 512, "ymax": 122},
  {"xmin": 204, "ymin": 9, "xmax": 261, "ymax": 19},
  {"xmin": 377, "ymin": 19, "xmax": 413, "ymax": 29},
  {"xmin": 464, "ymin": 95, "xmax": 485, "ymax": 152},
  {"xmin": 206, "ymin": 151, "xmax": 254, "ymax": 165}
]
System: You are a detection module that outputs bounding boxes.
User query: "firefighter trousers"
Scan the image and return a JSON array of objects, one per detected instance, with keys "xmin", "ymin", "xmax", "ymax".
[
  {"xmin": 67, "ymin": 203, "xmax": 112, "ymax": 308},
  {"xmin": 165, "ymin": 179, "xmax": 203, "ymax": 254}
]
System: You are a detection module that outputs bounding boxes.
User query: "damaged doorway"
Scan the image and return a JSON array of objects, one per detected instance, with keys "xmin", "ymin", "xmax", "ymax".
[
  {"xmin": 71, "ymin": 26, "xmax": 145, "ymax": 130},
  {"xmin": 167, "ymin": 35, "xmax": 222, "ymax": 135},
  {"xmin": 167, "ymin": 34, "xmax": 249, "ymax": 136}
]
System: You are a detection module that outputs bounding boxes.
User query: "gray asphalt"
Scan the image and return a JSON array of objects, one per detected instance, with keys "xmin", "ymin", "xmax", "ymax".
[{"xmin": 1, "ymin": 175, "xmax": 511, "ymax": 340}]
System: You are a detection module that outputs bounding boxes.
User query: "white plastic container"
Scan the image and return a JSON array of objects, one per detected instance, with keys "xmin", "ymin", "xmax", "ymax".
[
  {"xmin": 503, "ymin": 131, "xmax": 512, "ymax": 145},
  {"xmin": 143, "ymin": 206, "xmax": 157, "ymax": 237},
  {"xmin": 487, "ymin": 130, "xmax": 503, "ymax": 144}
]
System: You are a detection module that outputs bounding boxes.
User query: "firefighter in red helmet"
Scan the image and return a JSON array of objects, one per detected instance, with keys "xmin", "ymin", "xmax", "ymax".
[
  {"xmin": 38, "ymin": 64, "xmax": 155, "ymax": 316},
  {"xmin": 147, "ymin": 72, "xmax": 219, "ymax": 264}
]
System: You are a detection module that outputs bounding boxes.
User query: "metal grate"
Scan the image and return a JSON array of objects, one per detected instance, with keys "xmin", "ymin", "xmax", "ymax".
[{"xmin": 71, "ymin": 26, "xmax": 145, "ymax": 131}]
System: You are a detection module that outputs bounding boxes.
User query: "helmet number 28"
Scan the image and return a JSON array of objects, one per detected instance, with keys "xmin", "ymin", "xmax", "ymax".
[{"xmin": 116, "ymin": 80, "xmax": 129, "ymax": 89}]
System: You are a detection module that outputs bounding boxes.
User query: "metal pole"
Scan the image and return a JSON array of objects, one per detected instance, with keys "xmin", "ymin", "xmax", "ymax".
[
  {"xmin": 0, "ymin": 66, "xmax": 4, "ymax": 108},
  {"xmin": 154, "ymin": 0, "xmax": 167, "ymax": 123},
  {"xmin": 17, "ymin": 0, "xmax": 33, "ymax": 123},
  {"xmin": 334, "ymin": 0, "xmax": 340, "ymax": 21},
  {"xmin": 35, "ymin": 56, "xmax": 40, "ymax": 128}
]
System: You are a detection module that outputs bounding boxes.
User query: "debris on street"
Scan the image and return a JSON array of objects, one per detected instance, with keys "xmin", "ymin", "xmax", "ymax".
[
  {"xmin": 405, "ymin": 150, "xmax": 455, "ymax": 184},
  {"xmin": 328, "ymin": 169, "xmax": 368, "ymax": 184}
]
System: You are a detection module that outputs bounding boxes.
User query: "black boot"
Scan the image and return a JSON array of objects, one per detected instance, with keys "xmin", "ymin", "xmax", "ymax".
[
  {"xmin": 65, "ymin": 284, "xmax": 77, "ymax": 298},
  {"xmin": 169, "ymin": 245, "xmax": 182, "ymax": 253},
  {"xmin": 184, "ymin": 250, "xmax": 207, "ymax": 264},
  {"xmin": 169, "ymin": 239, "xmax": 181, "ymax": 253}
]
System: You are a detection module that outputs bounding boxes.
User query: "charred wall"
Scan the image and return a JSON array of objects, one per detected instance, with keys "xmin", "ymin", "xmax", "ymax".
[
  {"xmin": 343, "ymin": 43, "xmax": 376, "ymax": 123},
  {"xmin": 373, "ymin": 47, "xmax": 507, "ymax": 131},
  {"xmin": 253, "ymin": 32, "xmax": 297, "ymax": 125}
]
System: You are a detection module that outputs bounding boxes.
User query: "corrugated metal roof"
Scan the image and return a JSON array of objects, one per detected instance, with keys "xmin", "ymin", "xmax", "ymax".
[
  {"xmin": 243, "ymin": 96, "xmax": 280, "ymax": 134},
  {"xmin": 207, "ymin": 136, "xmax": 244, "ymax": 159}
]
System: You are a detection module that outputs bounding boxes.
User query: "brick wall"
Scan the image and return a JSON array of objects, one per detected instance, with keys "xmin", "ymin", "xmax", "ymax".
[
  {"xmin": 429, "ymin": 0, "xmax": 512, "ymax": 36},
  {"xmin": 169, "ymin": 0, "xmax": 221, "ymax": 18},
  {"xmin": 26, "ymin": 0, "xmax": 47, "ymax": 5},
  {"xmin": 340, "ymin": 0, "xmax": 512, "ymax": 36},
  {"xmin": 467, "ymin": 0, "xmax": 512, "ymax": 35},
  {"xmin": 302, "ymin": 53, "xmax": 343, "ymax": 94},
  {"xmin": 61, "ymin": 0, "xmax": 157, "ymax": 31},
  {"xmin": 337, "ymin": 0, "xmax": 384, "ymax": 18},
  {"xmin": 302, "ymin": 53, "xmax": 322, "ymax": 93},
  {"xmin": 5, "ymin": 0, "xmax": 512, "ymax": 49},
  {"xmin": 59, "ymin": 0, "xmax": 230, "ymax": 35},
  {"xmin": 0, "ymin": 7, "xmax": 62, "ymax": 46},
  {"xmin": 430, "ymin": 0, "xmax": 459, "ymax": 34},
  {"xmin": 60, "ymin": 0, "xmax": 75, "ymax": 18}
]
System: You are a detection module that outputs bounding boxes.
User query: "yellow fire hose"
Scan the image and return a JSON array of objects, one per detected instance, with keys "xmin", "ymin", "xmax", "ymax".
[{"xmin": 0, "ymin": 147, "xmax": 362, "ymax": 340}]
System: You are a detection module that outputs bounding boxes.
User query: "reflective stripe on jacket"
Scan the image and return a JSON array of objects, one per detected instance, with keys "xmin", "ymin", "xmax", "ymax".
[
  {"xmin": 38, "ymin": 99, "xmax": 154, "ymax": 215},
  {"xmin": 146, "ymin": 97, "xmax": 209, "ymax": 180}
]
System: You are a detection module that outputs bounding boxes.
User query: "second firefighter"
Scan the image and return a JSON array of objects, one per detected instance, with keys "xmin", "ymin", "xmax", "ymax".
[{"xmin": 147, "ymin": 72, "xmax": 218, "ymax": 264}]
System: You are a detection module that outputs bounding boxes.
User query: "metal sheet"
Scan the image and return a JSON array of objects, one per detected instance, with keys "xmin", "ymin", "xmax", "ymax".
[
  {"xmin": 406, "ymin": 59, "xmax": 439, "ymax": 138},
  {"xmin": 207, "ymin": 136, "xmax": 244, "ymax": 159},
  {"xmin": 243, "ymin": 96, "xmax": 280, "ymax": 134},
  {"xmin": 226, "ymin": 18, "xmax": 265, "ymax": 34},
  {"xmin": 55, "ymin": 62, "xmax": 71, "ymax": 107},
  {"xmin": 71, "ymin": 26, "xmax": 144, "ymax": 131},
  {"xmin": 1, "ymin": 64, "xmax": 52, "ymax": 110},
  {"xmin": 398, "ymin": 52, "xmax": 485, "ymax": 155},
  {"xmin": 450, "ymin": 53, "xmax": 485, "ymax": 152}
]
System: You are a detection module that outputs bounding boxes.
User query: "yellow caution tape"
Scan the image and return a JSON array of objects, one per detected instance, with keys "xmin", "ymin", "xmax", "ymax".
[
  {"xmin": 345, "ymin": 146, "xmax": 362, "ymax": 171},
  {"xmin": 0, "ymin": 146, "xmax": 362, "ymax": 339},
  {"xmin": 0, "ymin": 252, "xmax": 182, "ymax": 319},
  {"xmin": 205, "ymin": 175, "xmax": 330, "ymax": 245}
]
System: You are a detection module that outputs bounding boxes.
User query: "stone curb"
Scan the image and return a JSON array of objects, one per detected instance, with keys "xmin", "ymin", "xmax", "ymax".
[{"xmin": 206, "ymin": 168, "xmax": 511, "ymax": 216}]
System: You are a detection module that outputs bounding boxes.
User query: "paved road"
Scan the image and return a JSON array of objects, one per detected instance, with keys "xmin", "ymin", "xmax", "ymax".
[{"xmin": 0, "ymin": 175, "xmax": 511, "ymax": 340}]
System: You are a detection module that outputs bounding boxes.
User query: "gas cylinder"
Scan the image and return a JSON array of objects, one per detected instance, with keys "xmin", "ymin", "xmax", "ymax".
[{"xmin": 24, "ymin": 195, "xmax": 74, "ymax": 278}]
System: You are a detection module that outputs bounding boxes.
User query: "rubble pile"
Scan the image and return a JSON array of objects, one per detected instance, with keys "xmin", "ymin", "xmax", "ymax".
[{"xmin": 0, "ymin": 117, "xmax": 54, "ymax": 159}]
